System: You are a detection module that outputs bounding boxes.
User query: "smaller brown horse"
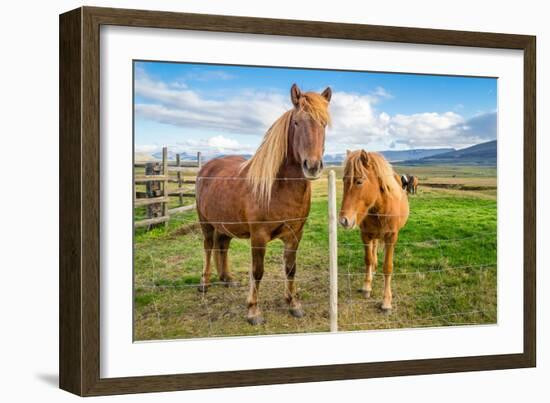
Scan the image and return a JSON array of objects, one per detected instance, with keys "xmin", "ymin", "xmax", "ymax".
[
  {"xmin": 407, "ymin": 175, "xmax": 419, "ymax": 194},
  {"xmin": 339, "ymin": 150, "xmax": 409, "ymax": 313}
]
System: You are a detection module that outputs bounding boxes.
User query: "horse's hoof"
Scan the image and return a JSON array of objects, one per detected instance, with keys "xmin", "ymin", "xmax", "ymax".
[
  {"xmin": 378, "ymin": 304, "xmax": 392, "ymax": 315},
  {"xmin": 247, "ymin": 315, "xmax": 265, "ymax": 326},
  {"xmin": 380, "ymin": 307, "xmax": 392, "ymax": 315},
  {"xmin": 359, "ymin": 289, "xmax": 371, "ymax": 298},
  {"xmin": 197, "ymin": 284, "xmax": 209, "ymax": 293},
  {"xmin": 289, "ymin": 307, "xmax": 305, "ymax": 318}
]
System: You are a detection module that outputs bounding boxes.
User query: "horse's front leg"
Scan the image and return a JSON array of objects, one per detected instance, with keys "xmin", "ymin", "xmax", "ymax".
[
  {"xmin": 380, "ymin": 232, "xmax": 397, "ymax": 314},
  {"xmin": 360, "ymin": 233, "xmax": 375, "ymax": 298},
  {"xmin": 282, "ymin": 233, "xmax": 304, "ymax": 318},
  {"xmin": 247, "ymin": 234, "xmax": 267, "ymax": 325}
]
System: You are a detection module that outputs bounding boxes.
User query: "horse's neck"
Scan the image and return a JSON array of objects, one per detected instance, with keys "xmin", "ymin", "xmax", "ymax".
[
  {"xmin": 273, "ymin": 160, "xmax": 311, "ymax": 200},
  {"xmin": 272, "ymin": 131, "xmax": 311, "ymax": 202},
  {"xmin": 371, "ymin": 184, "xmax": 403, "ymax": 216},
  {"xmin": 277, "ymin": 158, "xmax": 303, "ymax": 178},
  {"xmin": 370, "ymin": 182, "xmax": 389, "ymax": 214}
]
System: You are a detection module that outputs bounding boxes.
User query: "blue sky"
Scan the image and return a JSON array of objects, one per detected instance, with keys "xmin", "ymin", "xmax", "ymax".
[{"xmin": 134, "ymin": 61, "xmax": 497, "ymax": 156}]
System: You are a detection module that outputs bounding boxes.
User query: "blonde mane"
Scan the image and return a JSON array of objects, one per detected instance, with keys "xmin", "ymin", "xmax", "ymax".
[
  {"xmin": 344, "ymin": 150, "xmax": 402, "ymax": 199},
  {"xmin": 241, "ymin": 92, "xmax": 331, "ymax": 205}
]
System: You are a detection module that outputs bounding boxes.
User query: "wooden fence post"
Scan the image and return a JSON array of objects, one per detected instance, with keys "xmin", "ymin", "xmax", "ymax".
[
  {"xmin": 162, "ymin": 147, "xmax": 169, "ymax": 229},
  {"xmin": 328, "ymin": 170, "xmax": 338, "ymax": 332},
  {"xmin": 135, "ymin": 147, "xmax": 200, "ymax": 228},
  {"xmin": 144, "ymin": 162, "xmax": 162, "ymax": 230},
  {"xmin": 176, "ymin": 153, "xmax": 183, "ymax": 206}
]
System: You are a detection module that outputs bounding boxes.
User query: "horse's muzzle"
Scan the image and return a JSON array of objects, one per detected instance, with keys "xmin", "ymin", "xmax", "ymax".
[
  {"xmin": 339, "ymin": 215, "xmax": 356, "ymax": 229},
  {"xmin": 302, "ymin": 159, "xmax": 323, "ymax": 179}
]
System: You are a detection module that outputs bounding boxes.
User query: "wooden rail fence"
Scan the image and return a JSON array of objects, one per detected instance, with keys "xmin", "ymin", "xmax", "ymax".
[{"xmin": 134, "ymin": 147, "xmax": 201, "ymax": 229}]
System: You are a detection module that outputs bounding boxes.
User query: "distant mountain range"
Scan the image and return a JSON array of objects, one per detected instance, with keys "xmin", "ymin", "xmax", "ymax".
[
  {"xmin": 151, "ymin": 151, "xmax": 198, "ymax": 161},
  {"xmin": 149, "ymin": 148, "xmax": 454, "ymax": 164},
  {"xmin": 324, "ymin": 148, "xmax": 455, "ymax": 165},
  {"xmin": 395, "ymin": 140, "xmax": 497, "ymax": 166},
  {"xmin": 145, "ymin": 140, "xmax": 496, "ymax": 166}
]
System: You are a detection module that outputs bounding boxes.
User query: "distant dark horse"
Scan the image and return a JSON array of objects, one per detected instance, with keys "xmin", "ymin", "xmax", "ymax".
[
  {"xmin": 400, "ymin": 174, "xmax": 409, "ymax": 190},
  {"xmin": 195, "ymin": 84, "xmax": 332, "ymax": 325}
]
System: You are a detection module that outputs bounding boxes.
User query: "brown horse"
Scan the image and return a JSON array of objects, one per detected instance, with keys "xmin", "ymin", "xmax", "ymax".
[
  {"xmin": 407, "ymin": 175, "xmax": 419, "ymax": 194},
  {"xmin": 195, "ymin": 84, "xmax": 332, "ymax": 325},
  {"xmin": 338, "ymin": 150, "xmax": 409, "ymax": 313}
]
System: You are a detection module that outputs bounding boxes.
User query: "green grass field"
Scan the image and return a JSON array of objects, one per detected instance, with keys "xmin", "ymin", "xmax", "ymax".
[{"xmin": 134, "ymin": 165, "xmax": 497, "ymax": 340}]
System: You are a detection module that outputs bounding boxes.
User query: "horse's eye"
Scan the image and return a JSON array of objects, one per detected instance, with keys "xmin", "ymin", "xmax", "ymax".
[{"xmin": 355, "ymin": 179, "xmax": 364, "ymax": 186}]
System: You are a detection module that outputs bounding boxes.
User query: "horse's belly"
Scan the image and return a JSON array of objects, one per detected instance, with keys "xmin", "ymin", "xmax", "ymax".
[
  {"xmin": 196, "ymin": 166, "xmax": 250, "ymax": 233},
  {"xmin": 211, "ymin": 222, "xmax": 251, "ymax": 239},
  {"xmin": 271, "ymin": 220, "xmax": 305, "ymax": 241}
]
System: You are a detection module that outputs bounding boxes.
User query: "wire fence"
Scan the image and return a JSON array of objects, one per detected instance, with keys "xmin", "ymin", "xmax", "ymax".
[{"xmin": 133, "ymin": 171, "xmax": 497, "ymax": 340}]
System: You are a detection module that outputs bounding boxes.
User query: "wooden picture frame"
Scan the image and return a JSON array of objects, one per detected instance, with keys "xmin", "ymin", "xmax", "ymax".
[{"xmin": 59, "ymin": 6, "xmax": 536, "ymax": 396}]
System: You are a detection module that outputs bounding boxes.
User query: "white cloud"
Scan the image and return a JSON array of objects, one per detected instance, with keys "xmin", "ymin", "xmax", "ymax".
[
  {"xmin": 135, "ymin": 135, "xmax": 256, "ymax": 156},
  {"xmin": 135, "ymin": 144, "xmax": 162, "ymax": 153},
  {"xmin": 327, "ymin": 97, "xmax": 495, "ymax": 151},
  {"xmin": 135, "ymin": 68, "xmax": 285, "ymax": 136},
  {"xmin": 389, "ymin": 112, "xmax": 465, "ymax": 147},
  {"xmin": 135, "ymin": 69, "xmax": 496, "ymax": 152},
  {"xmin": 207, "ymin": 135, "xmax": 241, "ymax": 151},
  {"xmin": 371, "ymin": 86, "xmax": 393, "ymax": 99},
  {"xmin": 388, "ymin": 111, "xmax": 496, "ymax": 149}
]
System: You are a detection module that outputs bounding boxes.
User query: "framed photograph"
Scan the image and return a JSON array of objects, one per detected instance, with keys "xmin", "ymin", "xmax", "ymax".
[{"xmin": 59, "ymin": 6, "xmax": 536, "ymax": 396}]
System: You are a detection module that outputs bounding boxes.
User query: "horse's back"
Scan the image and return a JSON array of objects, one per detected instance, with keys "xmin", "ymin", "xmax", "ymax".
[
  {"xmin": 195, "ymin": 156, "xmax": 254, "ymax": 236},
  {"xmin": 196, "ymin": 156, "xmax": 247, "ymax": 198},
  {"xmin": 367, "ymin": 177, "xmax": 409, "ymax": 236},
  {"xmin": 386, "ymin": 185, "xmax": 409, "ymax": 231},
  {"xmin": 197, "ymin": 155, "xmax": 246, "ymax": 179}
]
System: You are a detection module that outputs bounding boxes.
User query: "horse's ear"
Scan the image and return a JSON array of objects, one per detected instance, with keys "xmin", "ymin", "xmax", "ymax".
[
  {"xmin": 346, "ymin": 149, "xmax": 351, "ymax": 156},
  {"xmin": 291, "ymin": 84, "xmax": 302, "ymax": 107},
  {"xmin": 321, "ymin": 87, "xmax": 332, "ymax": 102},
  {"xmin": 360, "ymin": 150, "xmax": 369, "ymax": 166}
]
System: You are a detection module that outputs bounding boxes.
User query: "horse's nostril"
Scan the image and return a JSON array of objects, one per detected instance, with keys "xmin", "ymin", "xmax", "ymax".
[
  {"xmin": 306, "ymin": 160, "xmax": 322, "ymax": 171},
  {"xmin": 339, "ymin": 217, "xmax": 349, "ymax": 227},
  {"xmin": 303, "ymin": 160, "xmax": 323, "ymax": 178}
]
